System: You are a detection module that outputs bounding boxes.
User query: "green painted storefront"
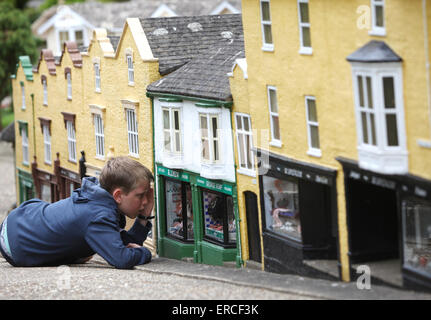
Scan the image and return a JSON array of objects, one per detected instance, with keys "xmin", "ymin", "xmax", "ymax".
[
  {"xmin": 17, "ymin": 168, "xmax": 35, "ymax": 204},
  {"xmin": 156, "ymin": 164, "xmax": 241, "ymax": 267}
]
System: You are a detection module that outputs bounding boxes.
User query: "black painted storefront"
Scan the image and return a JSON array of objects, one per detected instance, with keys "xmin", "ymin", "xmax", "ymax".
[
  {"xmin": 258, "ymin": 151, "xmax": 338, "ymax": 279},
  {"xmin": 337, "ymin": 157, "xmax": 431, "ymax": 292}
]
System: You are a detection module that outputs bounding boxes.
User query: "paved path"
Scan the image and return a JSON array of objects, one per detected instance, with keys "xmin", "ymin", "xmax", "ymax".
[{"xmin": 0, "ymin": 141, "xmax": 15, "ymax": 223}]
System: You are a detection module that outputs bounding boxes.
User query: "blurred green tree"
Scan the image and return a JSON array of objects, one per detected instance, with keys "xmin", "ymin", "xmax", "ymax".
[{"xmin": 0, "ymin": 1, "xmax": 40, "ymax": 129}]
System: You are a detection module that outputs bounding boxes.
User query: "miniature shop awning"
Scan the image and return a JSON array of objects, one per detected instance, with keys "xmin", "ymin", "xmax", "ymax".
[{"xmin": 346, "ymin": 40, "xmax": 403, "ymax": 63}]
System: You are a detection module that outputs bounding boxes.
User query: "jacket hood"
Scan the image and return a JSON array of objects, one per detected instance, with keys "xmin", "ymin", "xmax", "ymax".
[{"xmin": 72, "ymin": 177, "xmax": 117, "ymax": 207}]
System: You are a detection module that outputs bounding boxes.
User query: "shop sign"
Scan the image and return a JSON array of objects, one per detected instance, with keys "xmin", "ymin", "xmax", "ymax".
[
  {"xmin": 60, "ymin": 168, "xmax": 79, "ymax": 181},
  {"xmin": 196, "ymin": 177, "xmax": 233, "ymax": 195},
  {"xmin": 414, "ymin": 186, "xmax": 427, "ymax": 198},
  {"xmin": 271, "ymin": 163, "xmax": 332, "ymax": 186},
  {"xmin": 349, "ymin": 170, "xmax": 396, "ymax": 190},
  {"xmin": 157, "ymin": 166, "xmax": 190, "ymax": 182}
]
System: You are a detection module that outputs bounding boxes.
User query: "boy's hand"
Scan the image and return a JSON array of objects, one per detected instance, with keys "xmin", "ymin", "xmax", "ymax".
[
  {"xmin": 126, "ymin": 243, "xmax": 141, "ymax": 249},
  {"xmin": 142, "ymin": 187, "xmax": 154, "ymax": 217}
]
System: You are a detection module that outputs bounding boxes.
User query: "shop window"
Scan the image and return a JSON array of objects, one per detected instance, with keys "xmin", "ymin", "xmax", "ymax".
[
  {"xmin": 260, "ymin": 0, "xmax": 273, "ymax": 51},
  {"xmin": 262, "ymin": 175, "xmax": 301, "ymax": 242},
  {"xmin": 402, "ymin": 200, "xmax": 431, "ymax": 276},
  {"xmin": 202, "ymin": 189, "xmax": 236, "ymax": 246},
  {"xmin": 164, "ymin": 179, "xmax": 194, "ymax": 241},
  {"xmin": 297, "ymin": 0, "xmax": 312, "ymax": 54},
  {"xmin": 41, "ymin": 182, "xmax": 52, "ymax": 203}
]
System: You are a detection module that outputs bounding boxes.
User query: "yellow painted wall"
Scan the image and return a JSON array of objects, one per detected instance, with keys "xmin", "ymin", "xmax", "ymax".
[{"xmin": 237, "ymin": 0, "xmax": 431, "ymax": 281}]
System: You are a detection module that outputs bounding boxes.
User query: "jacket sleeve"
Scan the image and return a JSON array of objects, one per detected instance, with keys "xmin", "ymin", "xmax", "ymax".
[
  {"xmin": 85, "ymin": 214, "xmax": 151, "ymax": 269},
  {"xmin": 120, "ymin": 219, "xmax": 152, "ymax": 246}
]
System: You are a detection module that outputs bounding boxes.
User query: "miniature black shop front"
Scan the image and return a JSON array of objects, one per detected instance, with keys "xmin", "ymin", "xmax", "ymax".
[
  {"xmin": 338, "ymin": 157, "xmax": 431, "ymax": 291},
  {"xmin": 258, "ymin": 151, "xmax": 338, "ymax": 279}
]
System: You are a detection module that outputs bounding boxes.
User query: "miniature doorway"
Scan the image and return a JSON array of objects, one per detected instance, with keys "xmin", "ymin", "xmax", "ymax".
[{"xmin": 244, "ymin": 191, "xmax": 261, "ymax": 263}]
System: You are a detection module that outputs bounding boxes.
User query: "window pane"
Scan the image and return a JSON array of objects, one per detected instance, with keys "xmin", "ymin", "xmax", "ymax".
[
  {"xmin": 211, "ymin": 117, "xmax": 218, "ymax": 138},
  {"xmin": 386, "ymin": 114, "xmax": 399, "ymax": 146},
  {"xmin": 299, "ymin": 2, "xmax": 310, "ymax": 23},
  {"xmin": 262, "ymin": 176, "xmax": 301, "ymax": 241},
  {"xmin": 383, "ymin": 77, "xmax": 396, "ymax": 109},
  {"xmin": 269, "ymin": 89, "xmax": 278, "ymax": 113},
  {"xmin": 200, "ymin": 115, "xmax": 208, "ymax": 131},
  {"xmin": 238, "ymin": 133, "xmax": 245, "ymax": 167},
  {"xmin": 227, "ymin": 196, "xmax": 236, "ymax": 243},
  {"xmin": 361, "ymin": 112, "xmax": 369, "ymax": 144},
  {"xmin": 263, "ymin": 24, "xmax": 273, "ymax": 44},
  {"xmin": 164, "ymin": 131, "xmax": 171, "ymax": 151},
  {"xmin": 213, "ymin": 140, "xmax": 219, "ymax": 161},
  {"xmin": 366, "ymin": 77, "xmax": 373, "ymax": 109},
  {"xmin": 41, "ymin": 183, "xmax": 52, "ymax": 203},
  {"xmin": 236, "ymin": 115, "xmax": 242, "ymax": 130},
  {"xmin": 203, "ymin": 191, "xmax": 225, "ymax": 243},
  {"xmin": 370, "ymin": 113, "xmax": 377, "ymax": 146},
  {"xmin": 307, "ymin": 99, "xmax": 317, "ymax": 122},
  {"xmin": 165, "ymin": 180, "xmax": 184, "ymax": 239},
  {"xmin": 163, "ymin": 110, "xmax": 170, "ymax": 130},
  {"xmin": 245, "ymin": 134, "xmax": 253, "ymax": 169},
  {"xmin": 175, "ymin": 132, "xmax": 181, "ymax": 152},
  {"xmin": 310, "ymin": 125, "xmax": 320, "ymax": 149},
  {"xmin": 243, "ymin": 117, "xmax": 250, "ymax": 132},
  {"xmin": 75, "ymin": 30, "xmax": 84, "ymax": 47},
  {"xmin": 375, "ymin": 5, "xmax": 384, "ymax": 27},
  {"xmin": 357, "ymin": 76, "xmax": 364, "ymax": 107},
  {"xmin": 301, "ymin": 26, "xmax": 311, "ymax": 48},
  {"xmin": 272, "ymin": 115, "xmax": 280, "ymax": 140},
  {"xmin": 202, "ymin": 139, "xmax": 209, "ymax": 160},
  {"xmin": 174, "ymin": 110, "xmax": 180, "ymax": 130},
  {"xmin": 261, "ymin": 1, "xmax": 270, "ymax": 21}
]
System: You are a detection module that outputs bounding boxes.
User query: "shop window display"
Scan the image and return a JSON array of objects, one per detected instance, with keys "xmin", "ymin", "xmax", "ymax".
[
  {"xmin": 402, "ymin": 201, "xmax": 431, "ymax": 276},
  {"xmin": 165, "ymin": 179, "xmax": 194, "ymax": 241},
  {"xmin": 202, "ymin": 190, "xmax": 236, "ymax": 245},
  {"xmin": 262, "ymin": 175, "xmax": 301, "ymax": 241}
]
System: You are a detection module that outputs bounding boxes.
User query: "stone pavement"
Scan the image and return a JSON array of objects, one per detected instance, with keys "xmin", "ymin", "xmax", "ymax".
[
  {"xmin": 0, "ymin": 141, "xmax": 16, "ymax": 223},
  {"xmin": 1, "ymin": 254, "xmax": 431, "ymax": 300}
]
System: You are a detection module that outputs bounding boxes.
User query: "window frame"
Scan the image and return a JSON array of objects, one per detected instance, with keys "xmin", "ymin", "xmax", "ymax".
[
  {"xmin": 305, "ymin": 96, "xmax": 321, "ymax": 157},
  {"xmin": 66, "ymin": 71, "xmax": 72, "ymax": 100},
  {"xmin": 297, "ymin": 0, "xmax": 312, "ymax": 55},
  {"xmin": 20, "ymin": 82, "xmax": 26, "ymax": 110},
  {"xmin": 234, "ymin": 113, "xmax": 255, "ymax": 175},
  {"xmin": 126, "ymin": 108, "xmax": 139, "ymax": 157},
  {"xmin": 66, "ymin": 120, "xmax": 77, "ymax": 163},
  {"xmin": 370, "ymin": 0, "xmax": 386, "ymax": 36},
  {"xmin": 162, "ymin": 107, "xmax": 182, "ymax": 155},
  {"xmin": 94, "ymin": 63, "xmax": 101, "ymax": 93},
  {"xmin": 42, "ymin": 77, "xmax": 48, "ymax": 106},
  {"xmin": 260, "ymin": 0, "xmax": 274, "ymax": 51},
  {"xmin": 93, "ymin": 114, "xmax": 105, "ymax": 159},
  {"xmin": 126, "ymin": 54, "xmax": 134, "ymax": 86},
  {"xmin": 199, "ymin": 113, "xmax": 221, "ymax": 164},
  {"xmin": 21, "ymin": 126, "xmax": 29, "ymax": 166},
  {"xmin": 43, "ymin": 124, "xmax": 52, "ymax": 165},
  {"xmin": 267, "ymin": 86, "xmax": 282, "ymax": 147}
]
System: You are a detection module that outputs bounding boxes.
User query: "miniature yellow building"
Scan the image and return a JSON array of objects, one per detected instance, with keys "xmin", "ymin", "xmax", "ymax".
[{"xmin": 230, "ymin": 0, "xmax": 431, "ymax": 290}]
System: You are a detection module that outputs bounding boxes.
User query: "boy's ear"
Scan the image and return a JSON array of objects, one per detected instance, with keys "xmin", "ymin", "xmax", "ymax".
[{"xmin": 112, "ymin": 188, "xmax": 123, "ymax": 204}]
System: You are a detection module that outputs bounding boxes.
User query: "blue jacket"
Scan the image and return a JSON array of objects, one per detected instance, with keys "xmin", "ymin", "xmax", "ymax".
[{"xmin": 5, "ymin": 177, "xmax": 152, "ymax": 269}]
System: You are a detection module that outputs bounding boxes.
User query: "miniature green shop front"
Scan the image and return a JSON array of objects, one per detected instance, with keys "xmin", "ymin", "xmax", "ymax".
[{"xmin": 156, "ymin": 165, "xmax": 241, "ymax": 267}]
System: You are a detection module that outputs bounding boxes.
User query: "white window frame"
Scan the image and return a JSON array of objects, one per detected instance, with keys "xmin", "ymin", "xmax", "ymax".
[
  {"xmin": 260, "ymin": 0, "xmax": 274, "ymax": 51},
  {"xmin": 126, "ymin": 55, "xmax": 134, "ymax": 85},
  {"xmin": 94, "ymin": 63, "xmax": 101, "ymax": 93},
  {"xmin": 43, "ymin": 124, "xmax": 51, "ymax": 165},
  {"xmin": 66, "ymin": 120, "xmax": 77, "ymax": 162},
  {"xmin": 267, "ymin": 86, "xmax": 282, "ymax": 147},
  {"xmin": 351, "ymin": 62, "xmax": 407, "ymax": 174},
  {"xmin": 66, "ymin": 72, "xmax": 72, "ymax": 100},
  {"xmin": 235, "ymin": 113, "xmax": 255, "ymax": 176},
  {"xmin": 42, "ymin": 78, "xmax": 48, "ymax": 106},
  {"xmin": 21, "ymin": 82, "xmax": 26, "ymax": 110},
  {"xmin": 93, "ymin": 114, "xmax": 105, "ymax": 159},
  {"xmin": 370, "ymin": 0, "xmax": 386, "ymax": 36},
  {"xmin": 200, "ymin": 113, "xmax": 221, "ymax": 163},
  {"xmin": 305, "ymin": 96, "xmax": 321, "ymax": 157},
  {"xmin": 126, "ymin": 108, "xmax": 139, "ymax": 157},
  {"xmin": 297, "ymin": 0, "xmax": 312, "ymax": 55},
  {"xmin": 21, "ymin": 126, "xmax": 29, "ymax": 165},
  {"xmin": 162, "ymin": 107, "xmax": 182, "ymax": 155},
  {"xmin": 56, "ymin": 28, "xmax": 87, "ymax": 55}
]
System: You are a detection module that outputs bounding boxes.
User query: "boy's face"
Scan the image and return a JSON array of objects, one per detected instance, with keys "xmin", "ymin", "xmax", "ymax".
[{"xmin": 113, "ymin": 180, "xmax": 151, "ymax": 219}]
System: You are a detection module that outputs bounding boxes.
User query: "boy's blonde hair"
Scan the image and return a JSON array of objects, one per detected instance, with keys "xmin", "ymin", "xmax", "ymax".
[{"xmin": 99, "ymin": 157, "xmax": 154, "ymax": 195}]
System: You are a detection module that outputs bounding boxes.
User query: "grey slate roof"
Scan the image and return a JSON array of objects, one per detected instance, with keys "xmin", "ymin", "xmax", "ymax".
[
  {"xmin": 107, "ymin": 35, "xmax": 121, "ymax": 51},
  {"xmin": 147, "ymin": 17, "xmax": 244, "ymax": 102},
  {"xmin": 68, "ymin": 0, "xmax": 241, "ymax": 32},
  {"xmin": 347, "ymin": 40, "xmax": 403, "ymax": 63},
  {"xmin": 141, "ymin": 14, "xmax": 243, "ymax": 76}
]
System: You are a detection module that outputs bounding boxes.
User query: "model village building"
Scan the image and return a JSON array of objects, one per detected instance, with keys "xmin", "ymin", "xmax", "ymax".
[{"xmin": 11, "ymin": 0, "xmax": 431, "ymax": 292}]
